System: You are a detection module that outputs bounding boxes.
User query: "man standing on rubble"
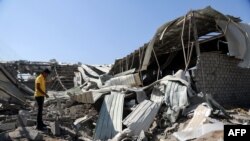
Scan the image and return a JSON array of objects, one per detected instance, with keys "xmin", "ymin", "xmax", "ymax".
[{"xmin": 34, "ymin": 68, "xmax": 50, "ymax": 130}]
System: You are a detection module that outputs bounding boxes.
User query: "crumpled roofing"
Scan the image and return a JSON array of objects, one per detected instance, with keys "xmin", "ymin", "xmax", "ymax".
[{"xmin": 110, "ymin": 6, "xmax": 241, "ymax": 75}]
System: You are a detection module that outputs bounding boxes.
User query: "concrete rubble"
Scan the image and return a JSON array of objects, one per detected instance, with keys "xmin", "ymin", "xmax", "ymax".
[{"xmin": 1, "ymin": 6, "xmax": 250, "ymax": 141}]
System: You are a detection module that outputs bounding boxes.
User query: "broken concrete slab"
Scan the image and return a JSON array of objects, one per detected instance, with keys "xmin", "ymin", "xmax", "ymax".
[
  {"xmin": 73, "ymin": 115, "xmax": 93, "ymax": 129},
  {"xmin": 69, "ymin": 90, "xmax": 104, "ymax": 104},
  {"xmin": 194, "ymin": 130, "xmax": 223, "ymax": 141},
  {"xmin": 184, "ymin": 103, "xmax": 212, "ymax": 131},
  {"xmin": 94, "ymin": 92, "xmax": 125, "ymax": 140},
  {"xmin": 45, "ymin": 91, "xmax": 70, "ymax": 105},
  {"xmin": 60, "ymin": 126, "xmax": 77, "ymax": 138},
  {"xmin": 8, "ymin": 127, "xmax": 43, "ymax": 141},
  {"xmin": 137, "ymin": 130, "xmax": 148, "ymax": 141},
  {"xmin": 66, "ymin": 84, "xmax": 108, "ymax": 104},
  {"xmin": 0, "ymin": 122, "xmax": 16, "ymax": 132},
  {"xmin": 18, "ymin": 110, "xmax": 31, "ymax": 127},
  {"xmin": 111, "ymin": 128, "xmax": 133, "ymax": 141},
  {"xmin": 78, "ymin": 136, "xmax": 93, "ymax": 141},
  {"xmin": 50, "ymin": 121, "xmax": 61, "ymax": 136},
  {"xmin": 173, "ymin": 123, "xmax": 224, "ymax": 141}
]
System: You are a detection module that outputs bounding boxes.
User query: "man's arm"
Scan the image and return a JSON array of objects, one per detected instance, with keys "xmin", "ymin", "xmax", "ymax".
[{"xmin": 36, "ymin": 83, "xmax": 49, "ymax": 97}]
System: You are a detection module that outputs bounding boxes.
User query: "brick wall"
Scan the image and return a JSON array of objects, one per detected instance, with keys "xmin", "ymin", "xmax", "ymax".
[{"xmin": 194, "ymin": 52, "xmax": 250, "ymax": 107}]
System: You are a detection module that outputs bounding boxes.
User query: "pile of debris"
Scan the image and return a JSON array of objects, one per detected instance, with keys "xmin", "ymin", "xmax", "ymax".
[
  {"xmin": 1, "ymin": 6, "xmax": 250, "ymax": 141},
  {"xmin": 1, "ymin": 67, "xmax": 249, "ymax": 141}
]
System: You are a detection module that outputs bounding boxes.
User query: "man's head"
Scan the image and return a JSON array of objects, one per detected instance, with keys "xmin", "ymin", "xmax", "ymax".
[{"xmin": 42, "ymin": 68, "xmax": 51, "ymax": 77}]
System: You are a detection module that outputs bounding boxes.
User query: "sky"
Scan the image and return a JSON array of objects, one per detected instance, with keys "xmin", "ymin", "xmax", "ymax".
[{"xmin": 0, "ymin": 0, "xmax": 250, "ymax": 64}]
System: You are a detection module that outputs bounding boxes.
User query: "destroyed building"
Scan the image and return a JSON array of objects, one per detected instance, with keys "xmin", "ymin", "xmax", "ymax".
[
  {"xmin": 1, "ymin": 6, "xmax": 250, "ymax": 141},
  {"xmin": 109, "ymin": 6, "xmax": 250, "ymax": 107}
]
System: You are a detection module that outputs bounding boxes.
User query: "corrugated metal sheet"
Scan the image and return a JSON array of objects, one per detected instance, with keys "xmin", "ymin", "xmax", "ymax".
[
  {"xmin": 150, "ymin": 87, "xmax": 164, "ymax": 104},
  {"xmin": 73, "ymin": 72, "xmax": 82, "ymax": 87},
  {"xmin": 160, "ymin": 73, "xmax": 189, "ymax": 123},
  {"xmin": 67, "ymin": 88, "xmax": 104, "ymax": 104},
  {"xmin": 126, "ymin": 88, "xmax": 147, "ymax": 103},
  {"xmin": 78, "ymin": 91, "xmax": 103, "ymax": 104},
  {"xmin": 0, "ymin": 70, "xmax": 26, "ymax": 104},
  {"xmin": 105, "ymin": 73, "xmax": 142, "ymax": 87},
  {"xmin": 95, "ymin": 85, "xmax": 129, "ymax": 94},
  {"xmin": 78, "ymin": 66, "xmax": 99, "ymax": 84},
  {"xmin": 114, "ymin": 68, "xmax": 136, "ymax": 77},
  {"xmin": 94, "ymin": 65, "xmax": 111, "ymax": 74},
  {"xmin": 94, "ymin": 92, "xmax": 125, "ymax": 140},
  {"xmin": 81, "ymin": 64, "xmax": 99, "ymax": 78},
  {"xmin": 123, "ymin": 100, "xmax": 160, "ymax": 135}
]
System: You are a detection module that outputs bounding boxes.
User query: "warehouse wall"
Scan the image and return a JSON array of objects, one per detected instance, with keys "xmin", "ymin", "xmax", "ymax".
[{"xmin": 194, "ymin": 52, "xmax": 250, "ymax": 107}]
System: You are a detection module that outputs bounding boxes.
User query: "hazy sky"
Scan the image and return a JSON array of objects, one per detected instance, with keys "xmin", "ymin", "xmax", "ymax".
[{"xmin": 0, "ymin": 0, "xmax": 250, "ymax": 64}]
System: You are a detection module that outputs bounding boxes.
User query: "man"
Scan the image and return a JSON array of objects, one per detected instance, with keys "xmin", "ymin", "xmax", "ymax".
[{"xmin": 34, "ymin": 68, "xmax": 50, "ymax": 130}]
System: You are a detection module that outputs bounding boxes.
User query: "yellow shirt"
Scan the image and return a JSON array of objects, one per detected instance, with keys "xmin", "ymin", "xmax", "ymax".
[{"xmin": 34, "ymin": 74, "xmax": 46, "ymax": 97}]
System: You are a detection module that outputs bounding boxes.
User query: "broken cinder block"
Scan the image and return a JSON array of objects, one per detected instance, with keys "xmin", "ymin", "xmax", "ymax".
[{"xmin": 50, "ymin": 121, "xmax": 61, "ymax": 136}]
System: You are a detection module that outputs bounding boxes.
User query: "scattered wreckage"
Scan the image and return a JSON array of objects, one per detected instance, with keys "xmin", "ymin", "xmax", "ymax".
[{"xmin": 1, "ymin": 6, "xmax": 250, "ymax": 141}]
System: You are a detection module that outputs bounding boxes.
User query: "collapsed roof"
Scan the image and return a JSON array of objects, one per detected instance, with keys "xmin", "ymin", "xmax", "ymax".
[{"xmin": 109, "ymin": 6, "xmax": 242, "ymax": 77}]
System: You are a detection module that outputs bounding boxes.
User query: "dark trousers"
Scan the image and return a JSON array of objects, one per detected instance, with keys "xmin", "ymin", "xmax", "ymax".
[{"xmin": 35, "ymin": 96, "xmax": 44, "ymax": 128}]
